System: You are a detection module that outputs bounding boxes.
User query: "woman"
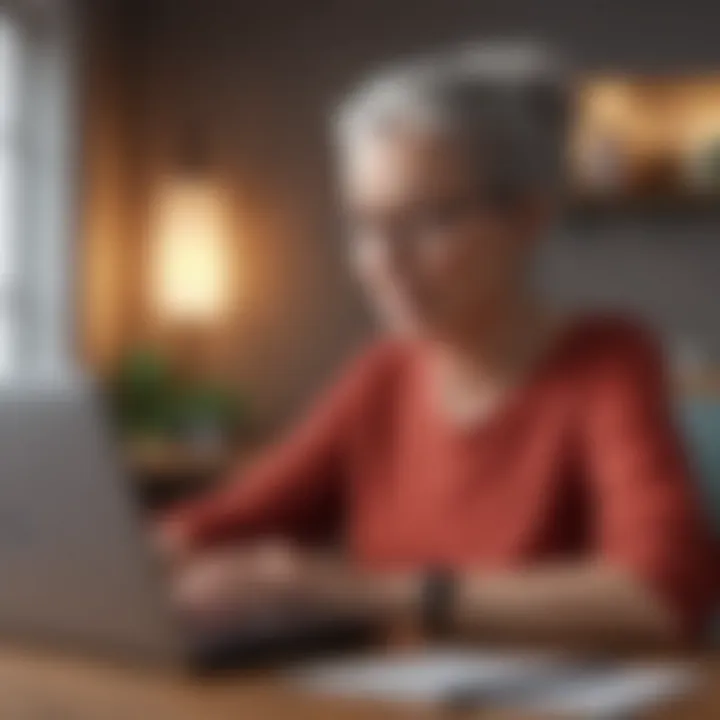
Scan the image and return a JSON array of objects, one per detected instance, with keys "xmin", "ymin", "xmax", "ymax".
[{"xmin": 161, "ymin": 42, "xmax": 716, "ymax": 647}]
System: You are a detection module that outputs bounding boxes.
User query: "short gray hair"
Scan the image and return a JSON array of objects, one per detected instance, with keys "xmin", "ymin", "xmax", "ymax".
[{"xmin": 333, "ymin": 40, "xmax": 572, "ymax": 200}]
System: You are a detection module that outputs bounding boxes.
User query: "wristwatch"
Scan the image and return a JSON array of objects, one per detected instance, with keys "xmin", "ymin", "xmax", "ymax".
[{"xmin": 420, "ymin": 568, "xmax": 457, "ymax": 638}]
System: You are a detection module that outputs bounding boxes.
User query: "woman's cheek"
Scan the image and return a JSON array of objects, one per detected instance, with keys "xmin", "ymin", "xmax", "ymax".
[{"xmin": 417, "ymin": 239, "xmax": 467, "ymax": 300}]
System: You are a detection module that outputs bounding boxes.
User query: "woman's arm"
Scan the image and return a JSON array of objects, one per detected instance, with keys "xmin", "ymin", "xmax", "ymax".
[
  {"xmin": 160, "ymin": 345, "xmax": 395, "ymax": 554},
  {"xmin": 445, "ymin": 562, "xmax": 679, "ymax": 647},
  {"xmin": 173, "ymin": 550, "xmax": 678, "ymax": 649},
  {"xmin": 576, "ymin": 327, "xmax": 717, "ymax": 643}
]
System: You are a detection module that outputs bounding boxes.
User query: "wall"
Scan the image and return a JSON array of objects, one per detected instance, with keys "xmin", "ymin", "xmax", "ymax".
[
  {"xmin": 86, "ymin": 0, "xmax": 720, "ymax": 425},
  {"xmin": 79, "ymin": 0, "xmax": 152, "ymax": 367}
]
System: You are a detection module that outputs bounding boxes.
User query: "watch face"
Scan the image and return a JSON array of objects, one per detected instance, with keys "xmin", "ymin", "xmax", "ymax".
[{"xmin": 423, "ymin": 570, "xmax": 456, "ymax": 637}]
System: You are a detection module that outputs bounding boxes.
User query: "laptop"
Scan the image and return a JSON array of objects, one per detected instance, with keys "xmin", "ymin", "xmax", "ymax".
[{"xmin": 0, "ymin": 376, "xmax": 372, "ymax": 671}]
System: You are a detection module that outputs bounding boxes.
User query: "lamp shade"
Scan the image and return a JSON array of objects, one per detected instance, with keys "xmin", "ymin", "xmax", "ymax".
[{"xmin": 150, "ymin": 175, "xmax": 231, "ymax": 326}]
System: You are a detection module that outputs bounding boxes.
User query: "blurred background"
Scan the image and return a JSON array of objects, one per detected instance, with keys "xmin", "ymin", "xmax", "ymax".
[{"xmin": 5, "ymin": 0, "xmax": 720, "ymax": 512}]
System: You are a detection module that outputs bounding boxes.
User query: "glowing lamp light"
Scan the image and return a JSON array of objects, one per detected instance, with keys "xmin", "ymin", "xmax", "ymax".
[{"xmin": 150, "ymin": 175, "xmax": 232, "ymax": 327}]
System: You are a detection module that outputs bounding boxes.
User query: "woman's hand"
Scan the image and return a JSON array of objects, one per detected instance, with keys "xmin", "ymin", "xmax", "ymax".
[
  {"xmin": 172, "ymin": 542, "xmax": 420, "ymax": 627},
  {"xmin": 152, "ymin": 515, "xmax": 196, "ymax": 566}
]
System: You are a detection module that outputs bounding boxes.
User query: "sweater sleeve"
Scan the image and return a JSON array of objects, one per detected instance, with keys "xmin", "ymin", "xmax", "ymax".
[
  {"xmin": 169, "ymin": 344, "xmax": 396, "ymax": 548},
  {"xmin": 583, "ymin": 324, "xmax": 717, "ymax": 640}
]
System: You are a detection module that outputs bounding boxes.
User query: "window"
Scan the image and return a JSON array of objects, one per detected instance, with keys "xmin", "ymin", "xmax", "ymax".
[
  {"xmin": 0, "ymin": 14, "xmax": 22, "ymax": 375},
  {"xmin": 0, "ymin": 3, "xmax": 75, "ymax": 381}
]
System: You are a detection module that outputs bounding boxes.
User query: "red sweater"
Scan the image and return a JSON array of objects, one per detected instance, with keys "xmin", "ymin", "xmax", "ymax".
[{"xmin": 174, "ymin": 316, "xmax": 717, "ymax": 634}]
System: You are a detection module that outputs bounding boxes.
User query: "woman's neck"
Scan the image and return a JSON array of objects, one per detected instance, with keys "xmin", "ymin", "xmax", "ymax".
[
  {"xmin": 425, "ymin": 300, "xmax": 559, "ymax": 425},
  {"xmin": 438, "ymin": 299, "xmax": 553, "ymax": 382}
]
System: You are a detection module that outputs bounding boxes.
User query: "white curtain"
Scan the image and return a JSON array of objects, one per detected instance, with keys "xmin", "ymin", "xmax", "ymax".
[{"xmin": 0, "ymin": 1, "xmax": 75, "ymax": 381}]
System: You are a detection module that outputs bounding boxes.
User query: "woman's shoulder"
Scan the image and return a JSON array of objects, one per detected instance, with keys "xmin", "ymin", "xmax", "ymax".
[
  {"xmin": 551, "ymin": 313, "xmax": 668, "ymax": 388},
  {"xmin": 326, "ymin": 337, "xmax": 414, "ymax": 405},
  {"xmin": 558, "ymin": 312, "xmax": 663, "ymax": 361},
  {"xmin": 340, "ymin": 337, "xmax": 414, "ymax": 386}
]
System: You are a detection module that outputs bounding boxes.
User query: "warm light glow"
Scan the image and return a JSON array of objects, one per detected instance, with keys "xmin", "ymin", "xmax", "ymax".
[
  {"xmin": 572, "ymin": 76, "xmax": 720, "ymax": 193},
  {"xmin": 582, "ymin": 81, "xmax": 637, "ymax": 127},
  {"xmin": 150, "ymin": 176, "xmax": 232, "ymax": 326}
]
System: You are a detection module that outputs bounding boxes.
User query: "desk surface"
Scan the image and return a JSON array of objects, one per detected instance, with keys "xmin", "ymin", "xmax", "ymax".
[{"xmin": 0, "ymin": 647, "xmax": 717, "ymax": 720}]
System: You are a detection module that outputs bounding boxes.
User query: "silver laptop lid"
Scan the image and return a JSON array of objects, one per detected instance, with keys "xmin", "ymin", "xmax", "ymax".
[{"xmin": 0, "ymin": 375, "xmax": 185, "ymax": 665}]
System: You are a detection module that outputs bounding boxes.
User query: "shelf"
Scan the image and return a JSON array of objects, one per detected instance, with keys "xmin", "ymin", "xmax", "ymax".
[{"xmin": 568, "ymin": 193, "xmax": 720, "ymax": 221}]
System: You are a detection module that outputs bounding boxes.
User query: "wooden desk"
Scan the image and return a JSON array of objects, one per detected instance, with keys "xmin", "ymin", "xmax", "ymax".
[{"xmin": 0, "ymin": 647, "xmax": 716, "ymax": 719}]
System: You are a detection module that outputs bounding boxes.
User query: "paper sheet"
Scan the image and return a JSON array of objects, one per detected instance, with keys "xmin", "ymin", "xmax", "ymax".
[
  {"xmin": 288, "ymin": 650, "xmax": 698, "ymax": 717},
  {"xmin": 514, "ymin": 665, "xmax": 697, "ymax": 718}
]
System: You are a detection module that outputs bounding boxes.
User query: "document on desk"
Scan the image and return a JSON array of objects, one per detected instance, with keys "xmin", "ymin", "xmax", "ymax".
[
  {"xmin": 288, "ymin": 650, "xmax": 698, "ymax": 718},
  {"xmin": 512, "ymin": 664, "xmax": 697, "ymax": 718}
]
